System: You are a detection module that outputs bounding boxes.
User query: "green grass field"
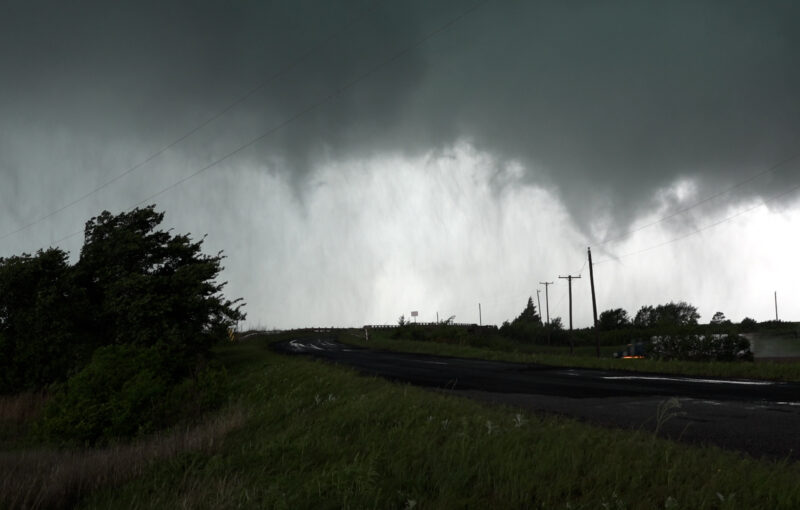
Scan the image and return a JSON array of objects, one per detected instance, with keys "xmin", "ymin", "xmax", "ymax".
[
  {"xmin": 78, "ymin": 333, "xmax": 800, "ymax": 509},
  {"xmin": 5, "ymin": 332, "xmax": 800, "ymax": 509}
]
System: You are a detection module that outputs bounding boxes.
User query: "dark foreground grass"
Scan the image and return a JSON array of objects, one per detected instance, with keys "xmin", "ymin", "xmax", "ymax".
[
  {"xmin": 0, "ymin": 393, "xmax": 48, "ymax": 450},
  {"xmin": 342, "ymin": 331, "xmax": 800, "ymax": 382},
  {"xmin": 74, "ymin": 334, "xmax": 800, "ymax": 510},
  {"xmin": 1, "ymin": 408, "xmax": 246, "ymax": 509}
]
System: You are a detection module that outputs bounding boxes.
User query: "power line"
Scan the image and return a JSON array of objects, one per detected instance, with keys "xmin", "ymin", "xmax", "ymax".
[
  {"xmin": 539, "ymin": 281, "xmax": 553, "ymax": 324},
  {"xmin": 127, "ymin": 1, "xmax": 488, "ymax": 206},
  {"xmin": 0, "ymin": 2, "xmax": 382, "ymax": 242},
  {"xmin": 597, "ymin": 151, "xmax": 800, "ymax": 247},
  {"xmin": 33, "ymin": 0, "xmax": 490, "ymax": 250},
  {"xmin": 594, "ymin": 177, "xmax": 800, "ymax": 265}
]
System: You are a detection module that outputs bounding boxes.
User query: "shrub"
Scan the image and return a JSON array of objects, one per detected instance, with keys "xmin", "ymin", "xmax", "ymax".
[
  {"xmin": 37, "ymin": 345, "xmax": 228, "ymax": 445},
  {"xmin": 649, "ymin": 334, "xmax": 753, "ymax": 362},
  {"xmin": 740, "ymin": 317, "xmax": 758, "ymax": 332},
  {"xmin": 0, "ymin": 206, "xmax": 245, "ymax": 397},
  {"xmin": 0, "ymin": 249, "xmax": 91, "ymax": 393}
]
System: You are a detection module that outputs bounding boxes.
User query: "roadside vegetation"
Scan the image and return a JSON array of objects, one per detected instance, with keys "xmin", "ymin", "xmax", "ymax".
[
  {"xmin": 0, "ymin": 206, "xmax": 244, "ymax": 447},
  {"xmin": 0, "ymin": 205, "xmax": 247, "ymax": 508},
  {"xmin": 349, "ymin": 297, "xmax": 800, "ymax": 382},
  {"xmin": 5, "ymin": 332, "xmax": 800, "ymax": 508},
  {"xmin": 4, "ymin": 209, "xmax": 800, "ymax": 507},
  {"xmin": 346, "ymin": 328, "xmax": 800, "ymax": 382},
  {"xmin": 73, "ymin": 335, "xmax": 800, "ymax": 508}
]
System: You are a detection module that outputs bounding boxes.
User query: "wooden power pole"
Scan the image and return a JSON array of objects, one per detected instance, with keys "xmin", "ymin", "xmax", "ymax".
[
  {"xmin": 539, "ymin": 281, "xmax": 553, "ymax": 324},
  {"xmin": 775, "ymin": 291, "xmax": 779, "ymax": 321},
  {"xmin": 536, "ymin": 289, "xmax": 542, "ymax": 324},
  {"xmin": 588, "ymin": 247, "xmax": 599, "ymax": 358},
  {"xmin": 559, "ymin": 274, "xmax": 581, "ymax": 354}
]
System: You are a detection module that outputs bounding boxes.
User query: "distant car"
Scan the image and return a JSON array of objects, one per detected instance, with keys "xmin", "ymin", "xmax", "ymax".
[{"xmin": 613, "ymin": 341, "xmax": 646, "ymax": 359}]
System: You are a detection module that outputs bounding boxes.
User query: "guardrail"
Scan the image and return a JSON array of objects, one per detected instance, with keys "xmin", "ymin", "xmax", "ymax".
[{"xmin": 363, "ymin": 323, "xmax": 495, "ymax": 329}]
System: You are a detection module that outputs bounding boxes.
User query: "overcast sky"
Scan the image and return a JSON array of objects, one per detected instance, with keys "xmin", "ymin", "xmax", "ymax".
[{"xmin": 2, "ymin": 0, "xmax": 800, "ymax": 329}]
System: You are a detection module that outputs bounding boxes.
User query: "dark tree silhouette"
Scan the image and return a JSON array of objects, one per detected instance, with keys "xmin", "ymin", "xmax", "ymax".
[
  {"xmin": 634, "ymin": 302, "xmax": 699, "ymax": 328},
  {"xmin": 633, "ymin": 305, "xmax": 656, "ymax": 328},
  {"xmin": 710, "ymin": 311, "xmax": 729, "ymax": 325},
  {"xmin": 0, "ymin": 205, "xmax": 245, "ymax": 394},
  {"xmin": 597, "ymin": 308, "xmax": 630, "ymax": 331},
  {"xmin": 75, "ymin": 206, "xmax": 245, "ymax": 369},
  {"xmin": 740, "ymin": 317, "xmax": 758, "ymax": 332},
  {"xmin": 0, "ymin": 248, "xmax": 89, "ymax": 392},
  {"xmin": 513, "ymin": 297, "xmax": 542, "ymax": 326}
]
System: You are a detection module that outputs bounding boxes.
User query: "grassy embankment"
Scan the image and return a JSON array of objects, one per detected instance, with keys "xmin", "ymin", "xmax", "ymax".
[
  {"xmin": 2, "ymin": 332, "xmax": 797, "ymax": 508},
  {"xmin": 4, "ymin": 331, "xmax": 800, "ymax": 508},
  {"xmin": 341, "ymin": 328, "xmax": 800, "ymax": 382}
]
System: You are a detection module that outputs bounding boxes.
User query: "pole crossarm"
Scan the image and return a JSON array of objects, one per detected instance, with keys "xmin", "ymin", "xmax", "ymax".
[
  {"xmin": 539, "ymin": 281, "xmax": 553, "ymax": 324},
  {"xmin": 558, "ymin": 274, "xmax": 581, "ymax": 354}
]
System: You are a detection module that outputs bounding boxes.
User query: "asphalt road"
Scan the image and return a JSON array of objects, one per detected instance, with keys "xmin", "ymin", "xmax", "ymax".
[{"xmin": 272, "ymin": 338, "xmax": 800, "ymax": 461}]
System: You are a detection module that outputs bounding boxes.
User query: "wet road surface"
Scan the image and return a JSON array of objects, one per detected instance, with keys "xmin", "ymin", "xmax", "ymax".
[{"xmin": 272, "ymin": 338, "xmax": 800, "ymax": 460}]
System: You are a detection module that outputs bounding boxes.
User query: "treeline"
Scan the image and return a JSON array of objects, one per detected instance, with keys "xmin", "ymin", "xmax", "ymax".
[
  {"xmin": 391, "ymin": 297, "xmax": 764, "ymax": 361},
  {"xmin": 0, "ymin": 206, "xmax": 244, "ymax": 444},
  {"xmin": 498, "ymin": 298, "xmax": 775, "ymax": 346}
]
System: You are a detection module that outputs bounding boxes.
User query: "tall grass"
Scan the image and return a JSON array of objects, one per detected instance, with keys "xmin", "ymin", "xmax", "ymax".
[
  {"xmin": 0, "ymin": 406, "xmax": 246, "ymax": 510},
  {"xmin": 75, "ymin": 336, "xmax": 800, "ymax": 509},
  {"xmin": 0, "ymin": 392, "xmax": 48, "ymax": 450},
  {"xmin": 0, "ymin": 393, "xmax": 48, "ymax": 425}
]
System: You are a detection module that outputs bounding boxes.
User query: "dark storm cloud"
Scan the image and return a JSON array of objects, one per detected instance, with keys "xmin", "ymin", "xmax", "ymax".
[{"xmin": 3, "ymin": 0, "xmax": 800, "ymax": 236}]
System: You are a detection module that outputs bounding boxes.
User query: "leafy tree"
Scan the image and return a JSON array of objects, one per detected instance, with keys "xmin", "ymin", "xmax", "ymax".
[
  {"xmin": 74, "ymin": 206, "xmax": 245, "ymax": 372},
  {"xmin": 39, "ymin": 344, "xmax": 227, "ymax": 444},
  {"xmin": 398, "ymin": 314, "xmax": 406, "ymax": 326},
  {"xmin": 633, "ymin": 302, "xmax": 699, "ymax": 328},
  {"xmin": 0, "ymin": 205, "xmax": 244, "ymax": 395},
  {"xmin": 512, "ymin": 297, "xmax": 542, "ymax": 326},
  {"xmin": 0, "ymin": 248, "xmax": 90, "ymax": 392},
  {"xmin": 498, "ymin": 298, "xmax": 542, "ymax": 343},
  {"xmin": 655, "ymin": 301, "xmax": 700, "ymax": 327},
  {"xmin": 549, "ymin": 317, "xmax": 564, "ymax": 330},
  {"xmin": 740, "ymin": 317, "xmax": 758, "ymax": 332},
  {"xmin": 633, "ymin": 305, "xmax": 656, "ymax": 328},
  {"xmin": 597, "ymin": 308, "xmax": 630, "ymax": 331},
  {"xmin": 710, "ymin": 311, "xmax": 732, "ymax": 326}
]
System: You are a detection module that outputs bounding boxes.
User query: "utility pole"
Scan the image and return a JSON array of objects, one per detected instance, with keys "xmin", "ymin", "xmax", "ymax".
[
  {"xmin": 775, "ymin": 291, "xmax": 779, "ymax": 321},
  {"xmin": 536, "ymin": 289, "xmax": 542, "ymax": 324},
  {"xmin": 559, "ymin": 274, "xmax": 581, "ymax": 354},
  {"xmin": 539, "ymin": 281, "xmax": 553, "ymax": 324},
  {"xmin": 587, "ymin": 247, "xmax": 599, "ymax": 358},
  {"xmin": 478, "ymin": 302, "xmax": 482, "ymax": 326}
]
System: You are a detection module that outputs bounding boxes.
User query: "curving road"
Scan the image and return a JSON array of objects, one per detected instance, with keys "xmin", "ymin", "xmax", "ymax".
[{"xmin": 272, "ymin": 338, "xmax": 800, "ymax": 460}]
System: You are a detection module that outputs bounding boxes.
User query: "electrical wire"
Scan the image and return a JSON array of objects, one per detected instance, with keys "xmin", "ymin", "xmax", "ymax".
[
  {"xmin": 596, "ymin": 151, "xmax": 800, "ymax": 247},
  {"xmin": 0, "ymin": 2, "xmax": 382, "ymax": 242},
  {"xmin": 34, "ymin": 0, "xmax": 490, "ymax": 248},
  {"xmin": 126, "ymin": 1, "xmax": 488, "ymax": 206},
  {"xmin": 593, "ymin": 177, "xmax": 800, "ymax": 265}
]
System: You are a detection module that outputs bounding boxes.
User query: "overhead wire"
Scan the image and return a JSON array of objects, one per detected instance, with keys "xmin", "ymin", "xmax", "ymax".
[
  {"xmin": 593, "ymin": 176, "xmax": 800, "ymax": 265},
  {"xmin": 38, "ymin": 0, "xmax": 491, "ymax": 248},
  {"xmin": 0, "ymin": 1, "xmax": 382, "ymax": 242},
  {"xmin": 595, "ymin": 150, "xmax": 800, "ymax": 248}
]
